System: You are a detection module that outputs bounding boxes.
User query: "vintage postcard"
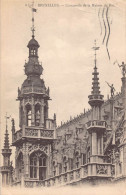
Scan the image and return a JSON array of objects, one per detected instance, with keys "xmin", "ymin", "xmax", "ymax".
[{"xmin": 0, "ymin": 0, "xmax": 126, "ymax": 194}]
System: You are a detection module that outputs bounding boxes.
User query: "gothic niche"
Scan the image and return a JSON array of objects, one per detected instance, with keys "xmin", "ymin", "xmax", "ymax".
[
  {"xmin": 30, "ymin": 151, "xmax": 47, "ymax": 180},
  {"xmin": 26, "ymin": 104, "xmax": 32, "ymax": 126}
]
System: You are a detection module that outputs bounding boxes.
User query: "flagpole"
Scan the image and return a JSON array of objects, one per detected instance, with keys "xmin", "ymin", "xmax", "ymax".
[{"xmin": 31, "ymin": 0, "xmax": 35, "ymax": 38}]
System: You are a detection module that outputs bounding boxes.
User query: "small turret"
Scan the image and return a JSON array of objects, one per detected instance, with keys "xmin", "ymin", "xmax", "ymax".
[{"xmin": 1, "ymin": 114, "xmax": 12, "ymax": 186}]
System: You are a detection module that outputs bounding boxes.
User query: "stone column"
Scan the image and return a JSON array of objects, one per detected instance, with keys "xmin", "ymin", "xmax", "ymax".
[
  {"xmin": 92, "ymin": 132, "xmax": 97, "ymax": 155},
  {"xmin": 23, "ymin": 99, "xmax": 27, "ymax": 126},
  {"xmin": 101, "ymin": 135, "xmax": 103, "ymax": 155},
  {"xmin": 40, "ymin": 99, "xmax": 44, "ymax": 127},
  {"xmin": 31, "ymin": 96, "xmax": 35, "ymax": 126},
  {"xmin": 25, "ymin": 144, "xmax": 29, "ymax": 178}
]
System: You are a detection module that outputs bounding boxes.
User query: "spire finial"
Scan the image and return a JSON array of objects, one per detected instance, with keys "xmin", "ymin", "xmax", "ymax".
[
  {"xmin": 92, "ymin": 40, "xmax": 100, "ymax": 68},
  {"xmin": 31, "ymin": 0, "xmax": 37, "ymax": 38},
  {"xmin": 5, "ymin": 112, "xmax": 11, "ymax": 133}
]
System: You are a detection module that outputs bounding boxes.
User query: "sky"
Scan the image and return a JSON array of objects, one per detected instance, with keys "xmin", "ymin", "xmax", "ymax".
[{"xmin": 0, "ymin": 0, "xmax": 126, "ymax": 155}]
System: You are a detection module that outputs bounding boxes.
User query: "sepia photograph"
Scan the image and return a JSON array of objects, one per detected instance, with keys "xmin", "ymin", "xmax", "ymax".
[{"xmin": 0, "ymin": 0, "xmax": 126, "ymax": 194}]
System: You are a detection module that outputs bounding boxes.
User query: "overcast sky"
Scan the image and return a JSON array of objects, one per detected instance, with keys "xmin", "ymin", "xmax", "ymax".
[{"xmin": 0, "ymin": 0, "xmax": 126, "ymax": 151}]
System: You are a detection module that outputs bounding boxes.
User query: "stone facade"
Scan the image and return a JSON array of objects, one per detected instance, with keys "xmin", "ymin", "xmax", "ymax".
[{"xmin": 1, "ymin": 12, "xmax": 126, "ymax": 188}]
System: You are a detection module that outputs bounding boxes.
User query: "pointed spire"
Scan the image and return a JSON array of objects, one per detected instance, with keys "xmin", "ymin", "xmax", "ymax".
[
  {"xmin": 91, "ymin": 40, "xmax": 100, "ymax": 95},
  {"xmin": 4, "ymin": 113, "xmax": 11, "ymax": 149},
  {"xmin": 88, "ymin": 41, "xmax": 104, "ymax": 107}
]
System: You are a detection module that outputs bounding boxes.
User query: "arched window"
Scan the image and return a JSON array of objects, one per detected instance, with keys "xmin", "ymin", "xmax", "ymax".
[
  {"xmin": 35, "ymin": 104, "xmax": 40, "ymax": 126},
  {"xmin": 30, "ymin": 151, "xmax": 47, "ymax": 180},
  {"xmin": 30, "ymin": 48, "xmax": 36, "ymax": 56},
  {"xmin": 26, "ymin": 104, "xmax": 32, "ymax": 126},
  {"xmin": 17, "ymin": 152, "xmax": 23, "ymax": 179}
]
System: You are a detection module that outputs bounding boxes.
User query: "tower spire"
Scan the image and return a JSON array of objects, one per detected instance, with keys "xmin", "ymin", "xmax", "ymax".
[
  {"xmin": 88, "ymin": 41, "xmax": 104, "ymax": 107},
  {"xmin": 4, "ymin": 113, "xmax": 11, "ymax": 149},
  {"xmin": 1, "ymin": 113, "xmax": 12, "ymax": 186}
]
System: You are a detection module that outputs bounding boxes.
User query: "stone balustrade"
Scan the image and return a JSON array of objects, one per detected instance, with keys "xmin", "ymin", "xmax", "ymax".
[
  {"xmin": 86, "ymin": 120, "xmax": 106, "ymax": 130},
  {"xmin": 12, "ymin": 127, "xmax": 54, "ymax": 144},
  {"xmin": 22, "ymin": 86, "xmax": 49, "ymax": 96},
  {"xmin": 21, "ymin": 163, "xmax": 115, "ymax": 188},
  {"xmin": 88, "ymin": 94, "xmax": 104, "ymax": 100}
]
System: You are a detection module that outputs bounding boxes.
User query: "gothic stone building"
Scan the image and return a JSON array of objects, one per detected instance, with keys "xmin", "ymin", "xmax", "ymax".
[{"xmin": 1, "ymin": 15, "xmax": 126, "ymax": 188}]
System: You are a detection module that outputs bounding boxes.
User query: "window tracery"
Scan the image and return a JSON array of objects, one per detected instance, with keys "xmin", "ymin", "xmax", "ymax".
[{"xmin": 30, "ymin": 151, "xmax": 47, "ymax": 180}]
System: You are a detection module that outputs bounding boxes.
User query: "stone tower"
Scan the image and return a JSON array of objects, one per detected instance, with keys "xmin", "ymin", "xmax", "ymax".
[
  {"xmin": 11, "ymin": 8, "xmax": 56, "ymax": 187},
  {"xmin": 85, "ymin": 43, "xmax": 114, "ymax": 183},
  {"xmin": 87, "ymin": 43, "xmax": 105, "ymax": 161},
  {"xmin": 1, "ymin": 116, "xmax": 12, "ymax": 186}
]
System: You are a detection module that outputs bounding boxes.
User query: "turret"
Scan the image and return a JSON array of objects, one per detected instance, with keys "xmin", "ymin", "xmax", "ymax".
[
  {"xmin": 1, "ymin": 114, "xmax": 12, "ymax": 186},
  {"xmin": 86, "ymin": 41, "xmax": 106, "ymax": 161}
]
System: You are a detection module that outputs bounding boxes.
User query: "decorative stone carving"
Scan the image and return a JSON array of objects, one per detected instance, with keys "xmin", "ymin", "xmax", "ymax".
[
  {"xmin": 25, "ymin": 129, "xmax": 38, "ymax": 137},
  {"xmin": 28, "ymin": 144, "xmax": 49, "ymax": 155},
  {"xmin": 70, "ymin": 172, "xmax": 74, "ymax": 181},
  {"xmin": 25, "ymin": 181, "xmax": 33, "ymax": 188},
  {"xmin": 47, "ymin": 180, "xmax": 51, "ymax": 187},
  {"xmin": 24, "ymin": 97, "xmax": 32, "ymax": 104},
  {"xmin": 111, "ymin": 165, "xmax": 115, "ymax": 176},
  {"xmin": 83, "ymin": 166, "xmax": 88, "ymax": 175},
  {"xmin": 64, "ymin": 174, "xmax": 67, "ymax": 182},
  {"xmin": 36, "ymin": 181, "xmax": 45, "ymax": 187},
  {"xmin": 76, "ymin": 169, "xmax": 80, "ymax": 179},
  {"xmin": 40, "ymin": 130, "xmax": 53, "ymax": 138},
  {"xmin": 96, "ymin": 165, "xmax": 107, "ymax": 175}
]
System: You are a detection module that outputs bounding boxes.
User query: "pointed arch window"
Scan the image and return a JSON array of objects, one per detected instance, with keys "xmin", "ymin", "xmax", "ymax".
[
  {"xmin": 26, "ymin": 104, "xmax": 32, "ymax": 126},
  {"xmin": 35, "ymin": 104, "xmax": 40, "ymax": 126},
  {"xmin": 30, "ymin": 151, "xmax": 47, "ymax": 180}
]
